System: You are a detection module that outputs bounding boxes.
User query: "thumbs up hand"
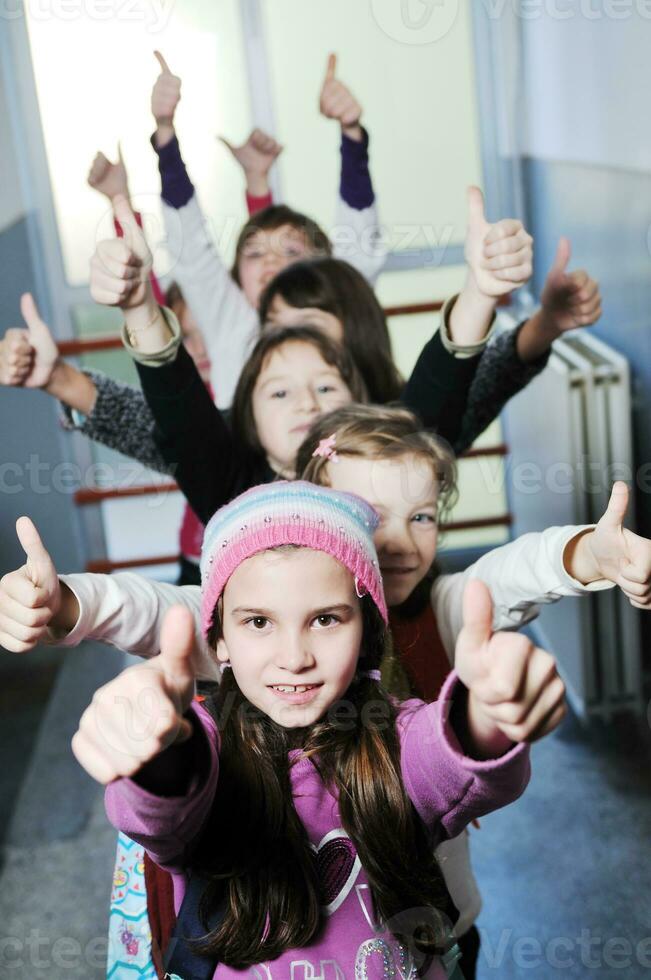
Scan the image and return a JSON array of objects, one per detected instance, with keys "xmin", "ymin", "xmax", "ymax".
[
  {"xmin": 465, "ymin": 186, "xmax": 533, "ymax": 298},
  {"xmin": 540, "ymin": 237, "xmax": 602, "ymax": 333},
  {"xmin": 90, "ymin": 195, "xmax": 152, "ymax": 310},
  {"xmin": 72, "ymin": 606, "xmax": 197, "ymax": 784},
  {"xmin": 319, "ymin": 53, "xmax": 363, "ymax": 141},
  {"xmin": 219, "ymin": 129, "xmax": 283, "ymax": 197},
  {"xmin": 151, "ymin": 50, "xmax": 181, "ymax": 146},
  {"xmin": 87, "ymin": 145, "xmax": 129, "ymax": 203},
  {"xmin": 564, "ymin": 483, "xmax": 651, "ymax": 608},
  {"xmin": 0, "ymin": 328, "xmax": 33, "ymax": 386},
  {"xmin": 454, "ymin": 580, "xmax": 566, "ymax": 753},
  {"xmin": 0, "ymin": 518, "xmax": 62, "ymax": 652},
  {"xmin": 0, "ymin": 294, "xmax": 59, "ymax": 388}
]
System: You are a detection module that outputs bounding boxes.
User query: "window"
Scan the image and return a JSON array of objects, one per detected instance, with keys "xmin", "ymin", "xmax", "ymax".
[{"xmin": 26, "ymin": 0, "xmax": 251, "ymax": 285}]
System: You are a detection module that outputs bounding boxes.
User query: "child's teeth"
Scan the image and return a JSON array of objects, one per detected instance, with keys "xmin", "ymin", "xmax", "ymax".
[{"xmin": 274, "ymin": 685, "xmax": 314, "ymax": 693}]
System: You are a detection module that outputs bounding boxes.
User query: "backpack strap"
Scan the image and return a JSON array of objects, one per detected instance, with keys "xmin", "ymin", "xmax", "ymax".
[
  {"xmin": 163, "ymin": 872, "xmax": 225, "ymax": 980},
  {"xmin": 441, "ymin": 940, "xmax": 465, "ymax": 979}
]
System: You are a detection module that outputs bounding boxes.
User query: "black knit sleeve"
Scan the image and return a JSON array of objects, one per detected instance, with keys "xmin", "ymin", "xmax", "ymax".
[
  {"xmin": 59, "ymin": 369, "xmax": 168, "ymax": 473},
  {"xmin": 135, "ymin": 345, "xmax": 262, "ymax": 525},
  {"xmin": 454, "ymin": 323, "xmax": 551, "ymax": 455},
  {"xmin": 400, "ymin": 330, "xmax": 482, "ymax": 449}
]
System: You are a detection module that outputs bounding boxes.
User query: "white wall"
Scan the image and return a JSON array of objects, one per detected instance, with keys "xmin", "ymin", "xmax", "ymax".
[
  {"xmin": 0, "ymin": 70, "xmax": 24, "ymax": 231},
  {"xmin": 520, "ymin": 8, "xmax": 651, "ymax": 171}
]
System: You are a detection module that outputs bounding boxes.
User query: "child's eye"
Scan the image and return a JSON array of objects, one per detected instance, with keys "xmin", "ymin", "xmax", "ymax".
[
  {"xmin": 244, "ymin": 616, "xmax": 270, "ymax": 631},
  {"xmin": 312, "ymin": 614, "xmax": 340, "ymax": 628},
  {"xmin": 412, "ymin": 513, "xmax": 436, "ymax": 524},
  {"xmin": 271, "ymin": 389, "xmax": 288, "ymax": 399},
  {"xmin": 317, "ymin": 384, "xmax": 337, "ymax": 394}
]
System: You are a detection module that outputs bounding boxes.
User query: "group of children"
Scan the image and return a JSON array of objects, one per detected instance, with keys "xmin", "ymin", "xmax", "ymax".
[{"xmin": 0, "ymin": 51, "xmax": 648, "ymax": 980}]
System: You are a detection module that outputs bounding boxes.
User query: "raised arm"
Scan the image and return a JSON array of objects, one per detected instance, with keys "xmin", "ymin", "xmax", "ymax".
[
  {"xmin": 57, "ymin": 571, "xmax": 213, "ymax": 672},
  {"xmin": 149, "ymin": 51, "xmax": 258, "ymax": 407},
  {"xmin": 452, "ymin": 580, "xmax": 566, "ymax": 756},
  {"xmin": 455, "ymin": 238, "xmax": 602, "ymax": 454},
  {"xmin": 133, "ymin": 343, "xmax": 255, "ymax": 525},
  {"xmin": 431, "ymin": 482, "xmax": 650, "ymax": 656},
  {"xmin": 70, "ymin": 608, "xmax": 219, "ymax": 871},
  {"xmin": 319, "ymin": 53, "xmax": 387, "ymax": 285},
  {"xmin": 399, "ymin": 327, "xmax": 482, "ymax": 448},
  {"xmin": 87, "ymin": 144, "xmax": 166, "ymax": 306},
  {"xmin": 400, "ymin": 189, "xmax": 533, "ymax": 445},
  {"xmin": 0, "ymin": 293, "xmax": 169, "ymax": 472},
  {"xmin": 219, "ymin": 128, "xmax": 282, "ymax": 214},
  {"xmin": 59, "ymin": 369, "xmax": 169, "ymax": 473},
  {"xmin": 0, "ymin": 515, "xmax": 216, "ymax": 680},
  {"xmin": 89, "ymin": 201, "xmax": 259, "ymax": 523},
  {"xmin": 516, "ymin": 237, "xmax": 601, "ymax": 362}
]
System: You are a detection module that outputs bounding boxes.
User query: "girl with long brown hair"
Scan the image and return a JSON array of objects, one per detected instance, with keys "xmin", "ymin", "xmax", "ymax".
[{"xmin": 68, "ymin": 480, "xmax": 558, "ymax": 979}]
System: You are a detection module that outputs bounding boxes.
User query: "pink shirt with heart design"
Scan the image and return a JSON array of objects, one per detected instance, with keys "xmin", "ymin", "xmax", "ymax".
[{"xmin": 105, "ymin": 672, "xmax": 530, "ymax": 979}]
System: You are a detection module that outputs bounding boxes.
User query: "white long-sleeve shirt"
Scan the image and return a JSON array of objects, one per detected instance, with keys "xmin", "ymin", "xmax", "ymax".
[{"xmin": 55, "ymin": 523, "xmax": 611, "ymax": 675}]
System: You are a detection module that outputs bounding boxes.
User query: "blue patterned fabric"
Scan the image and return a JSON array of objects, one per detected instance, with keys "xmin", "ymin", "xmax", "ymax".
[{"xmin": 107, "ymin": 832, "xmax": 156, "ymax": 979}]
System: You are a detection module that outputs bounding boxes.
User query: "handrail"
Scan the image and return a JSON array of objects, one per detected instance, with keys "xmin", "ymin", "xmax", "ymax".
[
  {"xmin": 75, "ymin": 482, "xmax": 178, "ymax": 505},
  {"xmin": 85, "ymin": 514, "xmax": 512, "ymax": 573},
  {"xmin": 56, "ymin": 298, "xmax": 469, "ymax": 357},
  {"xmin": 86, "ymin": 554, "xmax": 181, "ymax": 574},
  {"xmin": 73, "ymin": 446, "xmax": 509, "ymax": 506},
  {"xmin": 383, "ymin": 300, "xmax": 444, "ymax": 317},
  {"xmin": 58, "ymin": 294, "xmax": 515, "ymax": 357},
  {"xmin": 58, "ymin": 336, "xmax": 123, "ymax": 356},
  {"xmin": 461, "ymin": 443, "xmax": 508, "ymax": 460}
]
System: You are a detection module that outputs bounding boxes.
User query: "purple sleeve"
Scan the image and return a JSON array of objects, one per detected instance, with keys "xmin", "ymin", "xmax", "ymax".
[
  {"xmin": 340, "ymin": 127, "xmax": 374, "ymax": 210},
  {"xmin": 150, "ymin": 132, "xmax": 195, "ymax": 209},
  {"xmin": 104, "ymin": 703, "xmax": 219, "ymax": 872},
  {"xmin": 398, "ymin": 672, "xmax": 531, "ymax": 842}
]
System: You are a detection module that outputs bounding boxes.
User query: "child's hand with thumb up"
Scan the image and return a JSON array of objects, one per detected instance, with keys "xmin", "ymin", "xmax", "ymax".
[
  {"xmin": 448, "ymin": 187, "xmax": 533, "ymax": 348},
  {"xmin": 0, "ymin": 327, "xmax": 33, "ymax": 386},
  {"xmin": 564, "ymin": 482, "xmax": 651, "ymax": 609},
  {"xmin": 540, "ymin": 237, "xmax": 602, "ymax": 334},
  {"xmin": 516, "ymin": 238, "xmax": 602, "ymax": 363},
  {"xmin": 0, "ymin": 518, "xmax": 69, "ymax": 652},
  {"xmin": 0, "ymin": 293, "xmax": 60, "ymax": 389},
  {"xmin": 319, "ymin": 53, "xmax": 364, "ymax": 142},
  {"xmin": 151, "ymin": 50, "xmax": 181, "ymax": 148},
  {"xmin": 464, "ymin": 186, "xmax": 533, "ymax": 300},
  {"xmin": 90, "ymin": 195, "xmax": 152, "ymax": 311},
  {"xmin": 454, "ymin": 580, "xmax": 566, "ymax": 758},
  {"xmin": 72, "ymin": 606, "xmax": 197, "ymax": 785}
]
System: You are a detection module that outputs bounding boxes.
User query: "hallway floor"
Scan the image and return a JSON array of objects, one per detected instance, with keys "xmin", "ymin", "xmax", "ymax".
[
  {"xmin": 0, "ymin": 641, "xmax": 649, "ymax": 979},
  {"xmin": 473, "ymin": 708, "xmax": 651, "ymax": 978}
]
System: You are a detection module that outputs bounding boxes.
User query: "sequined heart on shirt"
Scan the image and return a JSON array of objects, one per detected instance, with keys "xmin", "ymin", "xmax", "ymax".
[{"xmin": 311, "ymin": 829, "xmax": 361, "ymax": 916}]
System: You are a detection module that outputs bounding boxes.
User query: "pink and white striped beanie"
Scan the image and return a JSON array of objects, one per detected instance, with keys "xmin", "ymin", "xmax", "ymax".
[{"xmin": 200, "ymin": 480, "xmax": 387, "ymax": 636}]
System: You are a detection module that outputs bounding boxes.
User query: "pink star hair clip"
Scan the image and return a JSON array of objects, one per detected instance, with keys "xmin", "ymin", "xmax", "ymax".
[{"xmin": 312, "ymin": 433, "xmax": 339, "ymax": 463}]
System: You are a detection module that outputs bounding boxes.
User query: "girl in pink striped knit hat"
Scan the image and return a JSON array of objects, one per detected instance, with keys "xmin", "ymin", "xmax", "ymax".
[{"xmin": 70, "ymin": 479, "xmax": 564, "ymax": 980}]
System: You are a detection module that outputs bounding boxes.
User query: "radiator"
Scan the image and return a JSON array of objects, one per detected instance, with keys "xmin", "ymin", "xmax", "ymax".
[{"xmin": 501, "ymin": 328, "xmax": 644, "ymax": 720}]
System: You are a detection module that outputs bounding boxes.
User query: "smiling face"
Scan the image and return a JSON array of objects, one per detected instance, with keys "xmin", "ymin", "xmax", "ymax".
[
  {"xmin": 216, "ymin": 548, "xmax": 363, "ymax": 729},
  {"xmin": 238, "ymin": 225, "xmax": 314, "ymax": 309},
  {"xmin": 265, "ymin": 295, "xmax": 345, "ymax": 344},
  {"xmin": 325, "ymin": 454, "xmax": 439, "ymax": 607},
  {"xmin": 252, "ymin": 341, "xmax": 353, "ymax": 476}
]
